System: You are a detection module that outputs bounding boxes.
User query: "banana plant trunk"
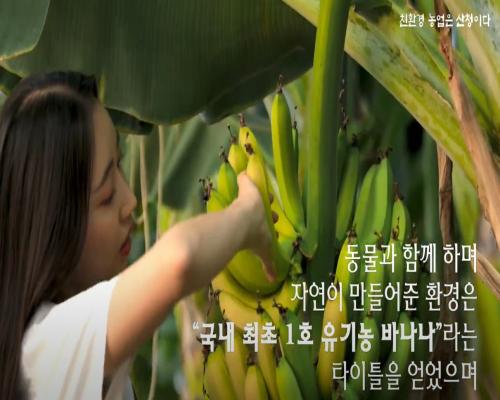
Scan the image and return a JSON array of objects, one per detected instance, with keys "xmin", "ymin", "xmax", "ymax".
[{"xmin": 304, "ymin": 0, "xmax": 351, "ymax": 350}]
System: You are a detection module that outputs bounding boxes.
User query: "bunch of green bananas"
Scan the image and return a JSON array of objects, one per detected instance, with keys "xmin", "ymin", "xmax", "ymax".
[
  {"xmin": 202, "ymin": 298, "xmax": 321, "ymax": 400},
  {"xmin": 202, "ymin": 81, "xmax": 307, "ymax": 302},
  {"xmin": 203, "ymin": 99, "xmax": 304, "ymax": 297},
  {"xmin": 325, "ymin": 155, "xmax": 438, "ymax": 400},
  {"xmin": 200, "ymin": 83, "xmax": 435, "ymax": 399},
  {"xmin": 201, "ymin": 84, "xmax": 321, "ymax": 399}
]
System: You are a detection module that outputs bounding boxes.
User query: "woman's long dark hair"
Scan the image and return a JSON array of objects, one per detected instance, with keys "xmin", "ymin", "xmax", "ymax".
[{"xmin": 0, "ymin": 71, "xmax": 98, "ymax": 399}]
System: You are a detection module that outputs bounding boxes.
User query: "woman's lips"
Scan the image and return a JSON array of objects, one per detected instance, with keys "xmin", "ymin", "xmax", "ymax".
[{"xmin": 120, "ymin": 236, "xmax": 131, "ymax": 257}]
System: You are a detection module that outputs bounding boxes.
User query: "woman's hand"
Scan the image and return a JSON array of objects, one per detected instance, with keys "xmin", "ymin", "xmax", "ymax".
[{"xmin": 232, "ymin": 173, "xmax": 276, "ymax": 281}]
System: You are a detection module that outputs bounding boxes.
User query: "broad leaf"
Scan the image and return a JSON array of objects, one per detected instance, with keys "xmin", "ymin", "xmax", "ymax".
[
  {"xmin": 0, "ymin": 0, "xmax": 50, "ymax": 60},
  {"xmin": 0, "ymin": 0, "xmax": 315, "ymax": 127}
]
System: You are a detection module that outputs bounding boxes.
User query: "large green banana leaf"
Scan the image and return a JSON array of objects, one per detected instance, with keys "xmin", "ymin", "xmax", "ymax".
[{"xmin": 0, "ymin": 0, "xmax": 315, "ymax": 126}]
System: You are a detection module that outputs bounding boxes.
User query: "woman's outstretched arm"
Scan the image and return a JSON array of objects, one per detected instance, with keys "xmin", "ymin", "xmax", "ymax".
[{"xmin": 104, "ymin": 173, "xmax": 273, "ymax": 377}]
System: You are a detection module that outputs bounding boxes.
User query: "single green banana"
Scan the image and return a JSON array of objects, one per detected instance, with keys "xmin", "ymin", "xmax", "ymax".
[
  {"xmin": 278, "ymin": 236, "xmax": 302, "ymax": 266},
  {"xmin": 227, "ymin": 249, "xmax": 283, "ymax": 296},
  {"xmin": 261, "ymin": 277, "xmax": 302, "ymax": 325},
  {"xmin": 363, "ymin": 245, "xmax": 386, "ymax": 327},
  {"xmin": 279, "ymin": 308, "xmax": 320, "ymax": 400},
  {"xmin": 334, "ymin": 230, "xmax": 360, "ymax": 323},
  {"xmin": 239, "ymin": 114, "xmax": 261, "ymax": 156},
  {"xmin": 270, "ymin": 191, "xmax": 298, "ymax": 240},
  {"xmin": 218, "ymin": 291, "xmax": 264, "ymax": 331},
  {"xmin": 335, "ymin": 144, "xmax": 360, "ymax": 247},
  {"xmin": 404, "ymin": 236, "xmax": 420, "ymax": 289},
  {"xmin": 245, "ymin": 147, "xmax": 275, "ymax": 234},
  {"xmin": 203, "ymin": 345, "xmax": 237, "ymax": 400},
  {"xmin": 245, "ymin": 364, "xmax": 270, "ymax": 400},
  {"xmin": 352, "ymin": 164, "xmax": 377, "ymax": 245},
  {"xmin": 316, "ymin": 288, "xmax": 348, "ymax": 400},
  {"xmin": 246, "ymin": 147, "xmax": 290, "ymax": 283},
  {"xmin": 228, "ymin": 139, "xmax": 248, "ymax": 175},
  {"xmin": 350, "ymin": 315, "xmax": 380, "ymax": 396},
  {"xmin": 378, "ymin": 158, "xmax": 394, "ymax": 245},
  {"xmin": 390, "ymin": 189, "xmax": 411, "ymax": 243},
  {"xmin": 225, "ymin": 330, "xmax": 249, "ymax": 400},
  {"xmin": 217, "ymin": 154, "xmax": 238, "ymax": 203},
  {"xmin": 381, "ymin": 234, "xmax": 405, "ymax": 360},
  {"xmin": 379, "ymin": 312, "xmax": 412, "ymax": 400},
  {"xmin": 276, "ymin": 357, "xmax": 304, "ymax": 400},
  {"xmin": 212, "ymin": 269, "xmax": 263, "ymax": 307},
  {"xmin": 256, "ymin": 312, "xmax": 280, "ymax": 400},
  {"xmin": 271, "ymin": 86, "xmax": 305, "ymax": 233},
  {"xmin": 383, "ymin": 233, "xmax": 405, "ymax": 325},
  {"xmin": 206, "ymin": 293, "xmax": 224, "ymax": 326},
  {"xmin": 206, "ymin": 187, "xmax": 228, "ymax": 213},
  {"xmin": 354, "ymin": 155, "xmax": 393, "ymax": 246},
  {"xmin": 211, "ymin": 269, "xmax": 302, "ymax": 327}
]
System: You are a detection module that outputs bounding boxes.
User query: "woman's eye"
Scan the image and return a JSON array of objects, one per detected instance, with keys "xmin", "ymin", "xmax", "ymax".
[
  {"xmin": 102, "ymin": 191, "xmax": 115, "ymax": 205},
  {"xmin": 117, "ymin": 156, "xmax": 124, "ymax": 171}
]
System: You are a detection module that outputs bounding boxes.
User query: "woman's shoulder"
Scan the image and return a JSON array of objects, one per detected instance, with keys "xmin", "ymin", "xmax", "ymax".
[
  {"xmin": 24, "ymin": 276, "xmax": 120, "ymax": 343},
  {"xmin": 21, "ymin": 276, "xmax": 123, "ymax": 400}
]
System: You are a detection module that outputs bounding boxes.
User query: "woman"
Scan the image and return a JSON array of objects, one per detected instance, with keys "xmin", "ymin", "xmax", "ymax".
[{"xmin": 0, "ymin": 71, "xmax": 273, "ymax": 399}]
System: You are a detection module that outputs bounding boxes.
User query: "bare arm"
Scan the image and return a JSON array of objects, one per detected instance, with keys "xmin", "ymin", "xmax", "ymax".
[{"xmin": 104, "ymin": 174, "xmax": 272, "ymax": 376}]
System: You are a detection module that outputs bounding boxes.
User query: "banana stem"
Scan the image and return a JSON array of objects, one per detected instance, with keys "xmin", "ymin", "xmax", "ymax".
[
  {"xmin": 138, "ymin": 133, "xmax": 156, "ymax": 400},
  {"xmin": 128, "ymin": 135, "xmax": 138, "ymax": 221},
  {"xmin": 140, "ymin": 136, "xmax": 151, "ymax": 250},
  {"xmin": 156, "ymin": 126, "xmax": 165, "ymax": 239},
  {"xmin": 303, "ymin": 0, "xmax": 351, "ymax": 349},
  {"xmin": 147, "ymin": 125, "xmax": 166, "ymax": 400}
]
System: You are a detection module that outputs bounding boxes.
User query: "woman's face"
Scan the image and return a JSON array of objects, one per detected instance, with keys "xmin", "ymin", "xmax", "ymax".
[{"xmin": 60, "ymin": 102, "xmax": 137, "ymax": 298}]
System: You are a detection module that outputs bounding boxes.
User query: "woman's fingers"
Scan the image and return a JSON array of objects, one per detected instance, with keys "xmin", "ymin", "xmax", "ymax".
[{"xmin": 236, "ymin": 171, "xmax": 276, "ymax": 281}]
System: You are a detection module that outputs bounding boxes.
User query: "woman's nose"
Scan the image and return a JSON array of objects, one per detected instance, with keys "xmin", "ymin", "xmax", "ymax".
[{"xmin": 120, "ymin": 184, "xmax": 138, "ymax": 222}]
